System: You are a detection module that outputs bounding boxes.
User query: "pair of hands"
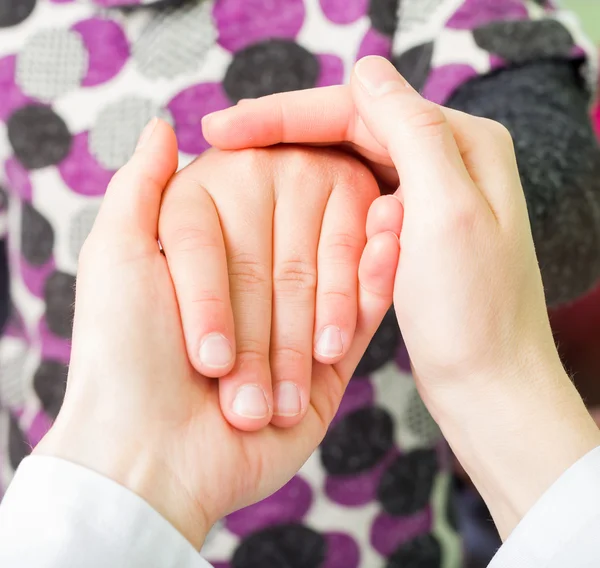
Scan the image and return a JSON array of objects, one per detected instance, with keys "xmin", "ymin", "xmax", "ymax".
[{"xmin": 37, "ymin": 57, "xmax": 600, "ymax": 548}]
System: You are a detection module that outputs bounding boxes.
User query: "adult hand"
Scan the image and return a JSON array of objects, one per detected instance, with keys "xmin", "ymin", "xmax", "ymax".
[
  {"xmin": 35, "ymin": 120, "xmax": 400, "ymax": 549},
  {"xmin": 158, "ymin": 144, "xmax": 392, "ymax": 430},
  {"xmin": 203, "ymin": 57, "xmax": 600, "ymax": 538}
]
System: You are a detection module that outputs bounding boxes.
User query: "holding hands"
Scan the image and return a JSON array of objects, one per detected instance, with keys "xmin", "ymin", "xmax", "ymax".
[{"xmin": 36, "ymin": 56, "xmax": 600, "ymax": 553}]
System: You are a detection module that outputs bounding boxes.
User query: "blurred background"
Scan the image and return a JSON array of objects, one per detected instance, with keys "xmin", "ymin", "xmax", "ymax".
[{"xmin": 564, "ymin": 1, "xmax": 600, "ymax": 41}]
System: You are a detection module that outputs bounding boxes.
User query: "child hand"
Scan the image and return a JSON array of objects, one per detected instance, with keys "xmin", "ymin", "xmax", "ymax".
[
  {"xmin": 158, "ymin": 144, "xmax": 401, "ymax": 430},
  {"xmin": 36, "ymin": 119, "xmax": 400, "ymax": 549}
]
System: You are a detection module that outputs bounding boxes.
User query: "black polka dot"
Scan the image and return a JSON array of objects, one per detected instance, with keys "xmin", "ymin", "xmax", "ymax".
[
  {"xmin": 386, "ymin": 533, "xmax": 442, "ymax": 568},
  {"xmin": 34, "ymin": 359, "xmax": 68, "ymax": 419},
  {"xmin": 0, "ymin": 186, "xmax": 8, "ymax": 210},
  {"xmin": 8, "ymin": 414, "xmax": 30, "ymax": 470},
  {"xmin": 0, "ymin": 0, "xmax": 36, "ymax": 28},
  {"xmin": 44, "ymin": 271, "xmax": 75, "ymax": 339},
  {"xmin": 7, "ymin": 105, "xmax": 72, "ymax": 170},
  {"xmin": 223, "ymin": 39, "xmax": 319, "ymax": 103},
  {"xmin": 232, "ymin": 524, "xmax": 326, "ymax": 568},
  {"xmin": 354, "ymin": 309, "xmax": 400, "ymax": 376},
  {"xmin": 393, "ymin": 42, "xmax": 434, "ymax": 93},
  {"xmin": 368, "ymin": 0, "xmax": 400, "ymax": 37},
  {"xmin": 377, "ymin": 449, "xmax": 438, "ymax": 516},
  {"xmin": 473, "ymin": 19, "xmax": 574, "ymax": 65},
  {"xmin": 321, "ymin": 407, "xmax": 394, "ymax": 475},
  {"xmin": 21, "ymin": 202, "xmax": 54, "ymax": 266}
]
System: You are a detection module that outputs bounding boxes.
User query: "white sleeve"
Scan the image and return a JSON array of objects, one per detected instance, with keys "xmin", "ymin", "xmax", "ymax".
[
  {"xmin": 489, "ymin": 445, "xmax": 600, "ymax": 568},
  {"xmin": 0, "ymin": 456, "xmax": 213, "ymax": 568}
]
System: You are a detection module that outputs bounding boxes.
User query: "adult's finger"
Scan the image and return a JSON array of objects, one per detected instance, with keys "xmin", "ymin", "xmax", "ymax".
[
  {"xmin": 159, "ymin": 174, "xmax": 236, "ymax": 379},
  {"xmin": 350, "ymin": 57, "xmax": 481, "ymax": 211},
  {"xmin": 91, "ymin": 118, "xmax": 178, "ymax": 246}
]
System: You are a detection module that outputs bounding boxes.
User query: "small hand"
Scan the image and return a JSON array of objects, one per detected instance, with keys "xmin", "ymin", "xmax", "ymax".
[
  {"xmin": 35, "ymin": 120, "xmax": 400, "ymax": 549},
  {"xmin": 158, "ymin": 145, "xmax": 398, "ymax": 430}
]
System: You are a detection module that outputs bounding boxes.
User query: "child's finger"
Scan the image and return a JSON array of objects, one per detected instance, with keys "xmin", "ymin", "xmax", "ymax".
[
  {"xmin": 92, "ymin": 119, "xmax": 178, "ymax": 245},
  {"xmin": 312, "ymin": 166, "xmax": 378, "ymax": 366},
  {"xmin": 366, "ymin": 194, "xmax": 404, "ymax": 240},
  {"xmin": 336, "ymin": 230, "xmax": 401, "ymax": 380},
  {"xmin": 158, "ymin": 179, "xmax": 236, "ymax": 379}
]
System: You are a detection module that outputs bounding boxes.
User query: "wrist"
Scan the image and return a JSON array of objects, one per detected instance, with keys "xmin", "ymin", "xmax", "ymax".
[
  {"xmin": 425, "ymin": 353, "xmax": 600, "ymax": 539},
  {"xmin": 34, "ymin": 403, "xmax": 211, "ymax": 550}
]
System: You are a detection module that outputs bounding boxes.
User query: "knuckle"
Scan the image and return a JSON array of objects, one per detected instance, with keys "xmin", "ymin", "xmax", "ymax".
[
  {"xmin": 229, "ymin": 253, "xmax": 270, "ymax": 287},
  {"xmin": 271, "ymin": 344, "xmax": 308, "ymax": 366},
  {"xmin": 436, "ymin": 202, "xmax": 478, "ymax": 236},
  {"xmin": 231, "ymin": 147, "xmax": 269, "ymax": 175},
  {"xmin": 321, "ymin": 231, "xmax": 363, "ymax": 261},
  {"xmin": 167, "ymin": 225, "xmax": 221, "ymax": 253},
  {"xmin": 479, "ymin": 118, "xmax": 514, "ymax": 149},
  {"xmin": 273, "ymin": 258, "xmax": 317, "ymax": 293},
  {"xmin": 235, "ymin": 337, "xmax": 269, "ymax": 360},
  {"xmin": 321, "ymin": 288, "xmax": 354, "ymax": 303},
  {"xmin": 406, "ymin": 103, "xmax": 448, "ymax": 138}
]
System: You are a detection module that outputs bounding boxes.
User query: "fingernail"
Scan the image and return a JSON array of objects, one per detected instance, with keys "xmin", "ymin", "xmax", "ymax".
[
  {"xmin": 136, "ymin": 117, "xmax": 158, "ymax": 150},
  {"xmin": 232, "ymin": 385, "xmax": 269, "ymax": 419},
  {"xmin": 315, "ymin": 326, "xmax": 344, "ymax": 358},
  {"xmin": 274, "ymin": 382, "xmax": 301, "ymax": 417},
  {"xmin": 355, "ymin": 56, "xmax": 409, "ymax": 97},
  {"xmin": 199, "ymin": 333, "xmax": 233, "ymax": 369}
]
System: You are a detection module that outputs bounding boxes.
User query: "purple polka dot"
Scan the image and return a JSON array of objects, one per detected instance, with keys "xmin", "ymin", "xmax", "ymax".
[
  {"xmin": 0, "ymin": 56, "xmax": 34, "ymax": 123},
  {"xmin": 214, "ymin": 0, "xmax": 305, "ymax": 52},
  {"xmin": 446, "ymin": 0, "xmax": 527, "ymax": 30},
  {"xmin": 489, "ymin": 54, "xmax": 506, "ymax": 70},
  {"xmin": 168, "ymin": 83, "xmax": 231, "ymax": 155},
  {"xmin": 27, "ymin": 410, "xmax": 53, "ymax": 448},
  {"xmin": 316, "ymin": 54, "xmax": 345, "ymax": 87},
  {"xmin": 72, "ymin": 18, "xmax": 129, "ymax": 87},
  {"xmin": 58, "ymin": 132, "xmax": 115, "ymax": 197},
  {"xmin": 370, "ymin": 507, "xmax": 433, "ymax": 557},
  {"xmin": 225, "ymin": 475, "xmax": 313, "ymax": 537},
  {"xmin": 331, "ymin": 378, "xmax": 374, "ymax": 427},
  {"xmin": 39, "ymin": 317, "xmax": 71, "ymax": 364},
  {"xmin": 5, "ymin": 157, "xmax": 32, "ymax": 201},
  {"xmin": 19, "ymin": 256, "xmax": 56, "ymax": 299},
  {"xmin": 422, "ymin": 64, "xmax": 478, "ymax": 105},
  {"xmin": 572, "ymin": 45, "xmax": 586, "ymax": 59},
  {"xmin": 325, "ymin": 448, "xmax": 398, "ymax": 506},
  {"xmin": 356, "ymin": 28, "xmax": 392, "ymax": 61},
  {"xmin": 320, "ymin": 0, "xmax": 367, "ymax": 25},
  {"xmin": 323, "ymin": 533, "xmax": 360, "ymax": 568}
]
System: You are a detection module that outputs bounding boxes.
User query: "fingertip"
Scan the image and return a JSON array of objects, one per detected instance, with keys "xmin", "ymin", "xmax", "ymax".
[{"xmin": 366, "ymin": 195, "xmax": 404, "ymax": 240}]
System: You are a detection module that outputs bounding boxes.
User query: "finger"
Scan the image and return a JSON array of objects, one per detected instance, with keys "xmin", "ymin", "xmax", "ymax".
[
  {"xmin": 201, "ymin": 157, "xmax": 274, "ymax": 431},
  {"xmin": 159, "ymin": 176, "xmax": 236, "ymax": 378},
  {"xmin": 313, "ymin": 163, "xmax": 378, "ymax": 366},
  {"xmin": 351, "ymin": 57, "xmax": 482, "ymax": 210},
  {"xmin": 336, "ymin": 230, "xmax": 401, "ymax": 380},
  {"xmin": 366, "ymin": 194, "xmax": 404, "ymax": 240},
  {"xmin": 92, "ymin": 118, "xmax": 178, "ymax": 244},
  {"xmin": 269, "ymin": 158, "xmax": 330, "ymax": 426},
  {"xmin": 202, "ymin": 86, "xmax": 388, "ymax": 162}
]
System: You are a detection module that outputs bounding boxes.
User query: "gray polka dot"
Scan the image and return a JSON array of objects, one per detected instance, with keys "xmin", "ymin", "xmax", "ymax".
[
  {"xmin": 69, "ymin": 205, "xmax": 99, "ymax": 262},
  {"xmin": 0, "ymin": 343, "xmax": 27, "ymax": 409},
  {"xmin": 133, "ymin": 1, "xmax": 216, "ymax": 80},
  {"xmin": 16, "ymin": 28, "xmax": 88, "ymax": 101},
  {"xmin": 44, "ymin": 270, "xmax": 76, "ymax": 339},
  {"xmin": 8, "ymin": 414, "xmax": 30, "ymax": 470},
  {"xmin": 89, "ymin": 97, "xmax": 173, "ymax": 170},
  {"xmin": 21, "ymin": 202, "xmax": 54, "ymax": 267},
  {"xmin": 405, "ymin": 388, "xmax": 441, "ymax": 446}
]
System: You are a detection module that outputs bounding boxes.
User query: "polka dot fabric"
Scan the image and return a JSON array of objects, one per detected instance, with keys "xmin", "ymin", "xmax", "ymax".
[{"xmin": 0, "ymin": 0, "xmax": 595, "ymax": 565}]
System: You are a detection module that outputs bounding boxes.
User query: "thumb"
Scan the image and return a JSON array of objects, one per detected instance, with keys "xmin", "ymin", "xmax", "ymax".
[
  {"xmin": 350, "ymin": 57, "xmax": 475, "ymax": 208},
  {"xmin": 91, "ymin": 118, "xmax": 179, "ymax": 243}
]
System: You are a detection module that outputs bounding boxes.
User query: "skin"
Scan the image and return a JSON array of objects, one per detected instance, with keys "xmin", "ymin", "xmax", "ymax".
[
  {"xmin": 34, "ymin": 57, "xmax": 600, "ymax": 551},
  {"xmin": 203, "ymin": 56, "xmax": 600, "ymax": 539},
  {"xmin": 35, "ymin": 118, "xmax": 400, "ymax": 549},
  {"xmin": 158, "ymin": 145, "xmax": 384, "ymax": 429}
]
